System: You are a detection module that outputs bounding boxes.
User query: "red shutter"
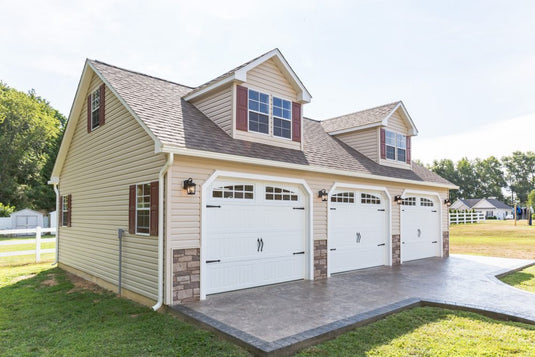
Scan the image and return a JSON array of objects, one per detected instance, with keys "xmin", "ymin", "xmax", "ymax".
[
  {"xmin": 150, "ymin": 181, "xmax": 159, "ymax": 236},
  {"xmin": 87, "ymin": 95, "xmax": 92, "ymax": 133},
  {"xmin": 59, "ymin": 196, "xmax": 63, "ymax": 226},
  {"xmin": 129, "ymin": 185, "xmax": 136, "ymax": 234},
  {"xmin": 236, "ymin": 85, "xmax": 248, "ymax": 131},
  {"xmin": 406, "ymin": 136, "xmax": 411, "ymax": 164},
  {"xmin": 99, "ymin": 84, "xmax": 105, "ymax": 126},
  {"xmin": 67, "ymin": 194, "xmax": 72, "ymax": 227},
  {"xmin": 380, "ymin": 128, "xmax": 386, "ymax": 159},
  {"xmin": 292, "ymin": 102, "xmax": 301, "ymax": 142}
]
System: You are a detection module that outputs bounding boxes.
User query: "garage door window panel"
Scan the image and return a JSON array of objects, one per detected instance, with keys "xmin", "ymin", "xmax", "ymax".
[
  {"xmin": 402, "ymin": 197, "xmax": 416, "ymax": 206},
  {"xmin": 265, "ymin": 186, "xmax": 298, "ymax": 201},
  {"xmin": 212, "ymin": 185, "xmax": 254, "ymax": 199},
  {"xmin": 331, "ymin": 192, "xmax": 355, "ymax": 203},
  {"xmin": 420, "ymin": 198, "xmax": 434, "ymax": 207},
  {"xmin": 361, "ymin": 193, "xmax": 381, "ymax": 205}
]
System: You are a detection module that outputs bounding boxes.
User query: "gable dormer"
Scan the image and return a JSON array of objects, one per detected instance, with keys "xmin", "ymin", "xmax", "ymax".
[
  {"xmin": 322, "ymin": 101, "xmax": 418, "ymax": 169},
  {"xmin": 185, "ymin": 49, "xmax": 311, "ymax": 150}
]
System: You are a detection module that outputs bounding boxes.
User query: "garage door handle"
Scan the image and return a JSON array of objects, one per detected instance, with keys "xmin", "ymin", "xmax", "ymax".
[
  {"xmin": 257, "ymin": 238, "xmax": 260, "ymax": 252},
  {"xmin": 377, "ymin": 243, "xmax": 385, "ymax": 246},
  {"xmin": 417, "ymin": 229, "xmax": 421, "ymax": 237},
  {"xmin": 293, "ymin": 251, "xmax": 305, "ymax": 255},
  {"xmin": 432, "ymin": 210, "xmax": 437, "ymax": 213},
  {"xmin": 330, "ymin": 208, "xmax": 336, "ymax": 210},
  {"xmin": 356, "ymin": 232, "xmax": 361, "ymax": 243},
  {"xmin": 260, "ymin": 238, "xmax": 264, "ymax": 252},
  {"xmin": 206, "ymin": 205, "xmax": 221, "ymax": 208},
  {"xmin": 206, "ymin": 259, "xmax": 221, "ymax": 264}
]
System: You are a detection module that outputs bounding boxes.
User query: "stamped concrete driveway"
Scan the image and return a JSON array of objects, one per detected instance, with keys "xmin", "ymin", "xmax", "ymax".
[{"xmin": 173, "ymin": 255, "xmax": 535, "ymax": 355}]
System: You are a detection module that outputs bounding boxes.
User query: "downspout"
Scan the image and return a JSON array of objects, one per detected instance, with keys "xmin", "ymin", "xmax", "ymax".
[
  {"xmin": 152, "ymin": 152, "xmax": 173, "ymax": 311},
  {"xmin": 48, "ymin": 179, "xmax": 60, "ymax": 265}
]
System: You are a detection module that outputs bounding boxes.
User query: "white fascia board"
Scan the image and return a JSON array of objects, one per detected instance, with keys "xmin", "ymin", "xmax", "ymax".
[
  {"xmin": 183, "ymin": 75, "xmax": 237, "ymax": 101},
  {"xmin": 161, "ymin": 144, "xmax": 458, "ymax": 190},
  {"xmin": 327, "ymin": 122, "xmax": 381, "ymax": 136}
]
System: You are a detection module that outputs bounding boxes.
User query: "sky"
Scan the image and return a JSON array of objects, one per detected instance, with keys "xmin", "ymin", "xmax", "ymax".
[{"xmin": 1, "ymin": 0, "xmax": 534, "ymax": 164}]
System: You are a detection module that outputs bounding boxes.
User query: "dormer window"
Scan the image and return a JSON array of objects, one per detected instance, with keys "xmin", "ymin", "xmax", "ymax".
[
  {"xmin": 273, "ymin": 97, "xmax": 292, "ymax": 139},
  {"xmin": 248, "ymin": 89, "xmax": 269, "ymax": 134},
  {"xmin": 385, "ymin": 130, "xmax": 406, "ymax": 163}
]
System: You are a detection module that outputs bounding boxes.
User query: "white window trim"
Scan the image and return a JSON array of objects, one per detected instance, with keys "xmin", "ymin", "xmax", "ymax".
[
  {"xmin": 135, "ymin": 182, "xmax": 151, "ymax": 236},
  {"xmin": 61, "ymin": 195, "xmax": 68, "ymax": 227},
  {"xmin": 91, "ymin": 88, "xmax": 100, "ymax": 130},
  {"xmin": 385, "ymin": 129, "xmax": 407, "ymax": 163},
  {"xmin": 246, "ymin": 87, "xmax": 293, "ymax": 141}
]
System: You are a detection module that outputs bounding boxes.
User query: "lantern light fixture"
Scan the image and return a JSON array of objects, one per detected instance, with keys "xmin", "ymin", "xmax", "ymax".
[
  {"xmin": 394, "ymin": 195, "xmax": 403, "ymax": 205},
  {"xmin": 318, "ymin": 189, "xmax": 328, "ymax": 202},
  {"xmin": 444, "ymin": 198, "xmax": 451, "ymax": 207},
  {"xmin": 183, "ymin": 178, "xmax": 196, "ymax": 195}
]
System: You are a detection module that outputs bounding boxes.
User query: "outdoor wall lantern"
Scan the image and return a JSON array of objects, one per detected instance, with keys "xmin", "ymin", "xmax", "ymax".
[
  {"xmin": 444, "ymin": 198, "xmax": 452, "ymax": 207},
  {"xmin": 394, "ymin": 195, "xmax": 403, "ymax": 204},
  {"xmin": 318, "ymin": 189, "xmax": 328, "ymax": 202},
  {"xmin": 183, "ymin": 178, "xmax": 197, "ymax": 195}
]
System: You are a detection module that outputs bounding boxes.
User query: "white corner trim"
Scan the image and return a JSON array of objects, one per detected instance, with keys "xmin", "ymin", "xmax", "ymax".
[
  {"xmin": 199, "ymin": 170, "xmax": 314, "ymax": 300},
  {"xmin": 184, "ymin": 75, "xmax": 237, "ymax": 101},
  {"xmin": 161, "ymin": 145, "xmax": 458, "ymax": 190},
  {"xmin": 399, "ymin": 189, "xmax": 444, "ymax": 262},
  {"xmin": 326, "ymin": 183, "xmax": 393, "ymax": 277}
]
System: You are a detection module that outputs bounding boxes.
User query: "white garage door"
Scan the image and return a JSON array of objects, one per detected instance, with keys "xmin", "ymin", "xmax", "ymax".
[
  {"xmin": 401, "ymin": 196, "xmax": 441, "ymax": 262},
  {"xmin": 205, "ymin": 180, "xmax": 307, "ymax": 295},
  {"xmin": 329, "ymin": 190, "xmax": 388, "ymax": 274}
]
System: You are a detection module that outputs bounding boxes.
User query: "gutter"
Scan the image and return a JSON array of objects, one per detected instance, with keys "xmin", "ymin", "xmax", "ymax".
[
  {"xmin": 48, "ymin": 178, "xmax": 60, "ymax": 265},
  {"xmin": 152, "ymin": 152, "xmax": 174, "ymax": 311}
]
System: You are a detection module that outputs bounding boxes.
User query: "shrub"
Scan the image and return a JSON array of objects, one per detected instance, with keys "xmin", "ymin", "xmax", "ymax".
[{"xmin": 0, "ymin": 203, "xmax": 15, "ymax": 217}]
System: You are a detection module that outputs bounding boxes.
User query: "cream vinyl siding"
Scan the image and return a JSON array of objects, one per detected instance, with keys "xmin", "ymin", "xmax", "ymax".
[
  {"xmin": 246, "ymin": 58, "xmax": 297, "ymax": 99},
  {"xmin": 167, "ymin": 156, "xmax": 450, "ymax": 245},
  {"xmin": 336, "ymin": 127, "xmax": 379, "ymax": 162},
  {"xmin": 387, "ymin": 110, "xmax": 409, "ymax": 135},
  {"xmin": 59, "ymin": 71, "xmax": 165, "ymax": 301},
  {"xmin": 191, "ymin": 84, "xmax": 233, "ymax": 136}
]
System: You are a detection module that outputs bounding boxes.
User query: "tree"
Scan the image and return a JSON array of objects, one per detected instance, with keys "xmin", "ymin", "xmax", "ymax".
[
  {"xmin": 455, "ymin": 158, "xmax": 478, "ymax": 200},
  {"xmin": 502, "ymin": 151, "xmax": 535, "ymax": 204},
  {"xmin": 0, "ymin": 82, "xmax": 64, "ymax": 210},
  {"xmin": 429, "ymin": 159, "xmax": 459, "ymax": 200},
  {"xmin": 472, "ymin": 156, "xmax": 506, "ymax": 201}
]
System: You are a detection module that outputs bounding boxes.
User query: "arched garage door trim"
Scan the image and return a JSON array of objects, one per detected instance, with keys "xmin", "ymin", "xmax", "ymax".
[
  {"xmin": 400, "ymin": 189, "xmax": 443, "ymax": 263},
  {"xmin": 200, "ymin": 170, "xmax": 314, "ymax": 300},
  {"xmin": 327, "ymin": 183, "xmax": 392, "ymax": 277}
]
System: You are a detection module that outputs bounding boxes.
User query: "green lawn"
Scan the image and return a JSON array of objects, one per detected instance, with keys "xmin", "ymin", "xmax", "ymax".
[
  {"xmin": 0, "ymin": 235, "xmax": 56, "ymax": 267},
  {"xmin": 298, "ymin": 307, "xmax": 535, "ymax": 356},
  {"xmin": 450, "ymin": 220, "xmax": 535, "ymax": 259},
  {"xmin": 2, "ymin": 262, "xmax": 535, "ymax": 356},
  {"xmin": 500, "ymin": 265, "xmax": 535, "ymax": 294}
]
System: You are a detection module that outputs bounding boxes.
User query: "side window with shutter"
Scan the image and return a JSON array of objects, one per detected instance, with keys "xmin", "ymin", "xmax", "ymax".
[
  {"xmin": 129, "ymin": 182, "xmax": 158, "ymax": 235},
  {"xmin": 61, "ymin": 194, "xmax": 72, "ymax": 227},
  {"xmin": 87, "ymin": 84, "xmax": 106, "ymax": 133}
]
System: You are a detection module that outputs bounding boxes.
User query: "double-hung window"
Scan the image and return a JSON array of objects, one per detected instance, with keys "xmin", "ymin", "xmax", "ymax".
[
  {"xmin": 248, "ymin": 89, "xmax": 269, "ymax": 134},
  {"xmin": 91, "ymin": 89, "xmax": 100, "ymax": 129},
  {"xmin": 61, "ymin": 196, "xmax": 69, "ymax": 227},
  {"xmin": 136, "ymin": 183, "xmax": 151, "ymax": 235},
  {"xmin": 385, "ymin": 130, "xmax": 406, "ymax": 163},
  {"xmin": 272, "ymin": 97, "xmax": 292, "ymax": 139}
]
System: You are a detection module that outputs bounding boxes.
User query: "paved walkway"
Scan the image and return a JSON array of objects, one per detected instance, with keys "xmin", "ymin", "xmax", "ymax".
[{"xmin": 172, "ymin": 255, "xmax": 535, "ymax": 355}]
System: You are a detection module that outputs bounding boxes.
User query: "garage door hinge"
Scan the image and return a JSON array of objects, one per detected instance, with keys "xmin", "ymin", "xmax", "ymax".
[
  {"xmin": 330, "ymin": 248, "xmax": 336, "ymax": 251},
  {"xmin": 293, "ymin": 207, "xmax": 305, "ymax": 210},
  {"xmin": 206, "ymin": 259, "xmax": 221, "ymax": 263},
  {"xmin": 432, "ymin": 210, "xmax": 437, "ymax": 212},
  {"xmin": 293, "ymin": 251, "xmax": 305, "ymax": 255},
  {"xmin": 377, "ymin": 243, "xmax": 386, "ymax": 246},
  {"xmin": 206, "ymin": 205, "xmax": 221, "ymax": 208},
  {"xmin": 377, "ymin": 209, "xmax": 385, "ymax": 211},
  {"xmin": 330, "ymin": 208, "xmax": 336, "ymax": 210},
  {"xmin": 432, "ymin": 241, "xmax": 438, "ymax": 244}
]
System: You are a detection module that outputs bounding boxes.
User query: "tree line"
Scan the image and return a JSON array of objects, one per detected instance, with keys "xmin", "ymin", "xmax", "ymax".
[
  {"xmin": 0, "ymin": 82, "xmax": 65, "ymax": 215},
  {"xmin": 427, "ymin": 152, "xmax": 535, "ymax": 205}
]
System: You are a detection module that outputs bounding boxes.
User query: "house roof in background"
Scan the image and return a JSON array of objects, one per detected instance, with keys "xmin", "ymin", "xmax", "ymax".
[{"xmin": 458, "ymin": 198, "xmax": 512, "ymax": 210}]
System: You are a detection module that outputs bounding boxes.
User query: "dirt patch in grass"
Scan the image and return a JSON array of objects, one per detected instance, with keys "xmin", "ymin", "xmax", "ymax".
[
  {"xmin": 66, "ymin": 272, "xmax": 106, "ymax": 294},
  {"xmin": 40, "ymin": 274, "xmax": 58, "ymax": 287}
]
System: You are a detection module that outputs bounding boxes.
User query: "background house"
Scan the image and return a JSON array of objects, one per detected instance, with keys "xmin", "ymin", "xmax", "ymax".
[{"xmin": 451, "ymin": 198, "xmax": 512, "ymax": 219}]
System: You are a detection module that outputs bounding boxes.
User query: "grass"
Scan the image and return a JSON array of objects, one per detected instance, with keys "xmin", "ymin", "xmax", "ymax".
[
  {"xmin": 450, "ymin": 220, "xmax": 535, "ymax": 259},
  {"xmin": 0, "ymin": 235, "xmax": 56, "ymax": 267},
  {"xmin": 500, "ymin": 265, "xmax": 535, "ymax": 294},
  {"xmin": 298, "ymin": 307, "xmax": 535, "ymax": 356},
  {"xmin": 0, "ymin": 263, "xmax": 249, "ymax": 356}
]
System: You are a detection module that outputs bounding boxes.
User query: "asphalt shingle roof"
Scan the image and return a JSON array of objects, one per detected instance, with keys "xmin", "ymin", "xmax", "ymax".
[
  {"xmin": 90, "ymin": 60, "xmax": 452, "ymax": 186},
  {"xmin": 460, "ymin": 198, "xmax": 512, "ymax": 210},
  {"xmin": 321, "ymin": 102, "xmax": 400, "ymax": 133}
]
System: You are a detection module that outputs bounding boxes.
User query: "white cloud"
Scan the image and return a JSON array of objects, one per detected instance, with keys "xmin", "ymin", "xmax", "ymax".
[{"xmin": 413, "ymin": 112, "xmax": 535, "ymax": 164}]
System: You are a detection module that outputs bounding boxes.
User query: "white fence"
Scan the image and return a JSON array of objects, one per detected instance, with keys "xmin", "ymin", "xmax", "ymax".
[
  {"xmin": 0, "ymin": 226, "xmax": 56, "ymax": 262},
  {"xmin": 449, "ymin": 211, "xmax": 485, "ymax": 224}
]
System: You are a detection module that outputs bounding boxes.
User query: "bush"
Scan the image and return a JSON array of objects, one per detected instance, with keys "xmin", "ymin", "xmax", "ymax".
[
  {"xmin": 486, "ymin": 216, "xmax": 497, "ymax": 220},
  {"xmin": 0, "ymin": 203, "xmax": 15, "ymax": 217}
]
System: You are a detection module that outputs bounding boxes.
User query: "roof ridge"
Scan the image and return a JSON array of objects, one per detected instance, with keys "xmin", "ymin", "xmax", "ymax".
[
  {"xmin": 321, "ymin": 101, "xmax": 402, "ymax": 123},
  {"xmin": 91, "ymin": 59, "xmax": 195, "ymax": 89}
]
